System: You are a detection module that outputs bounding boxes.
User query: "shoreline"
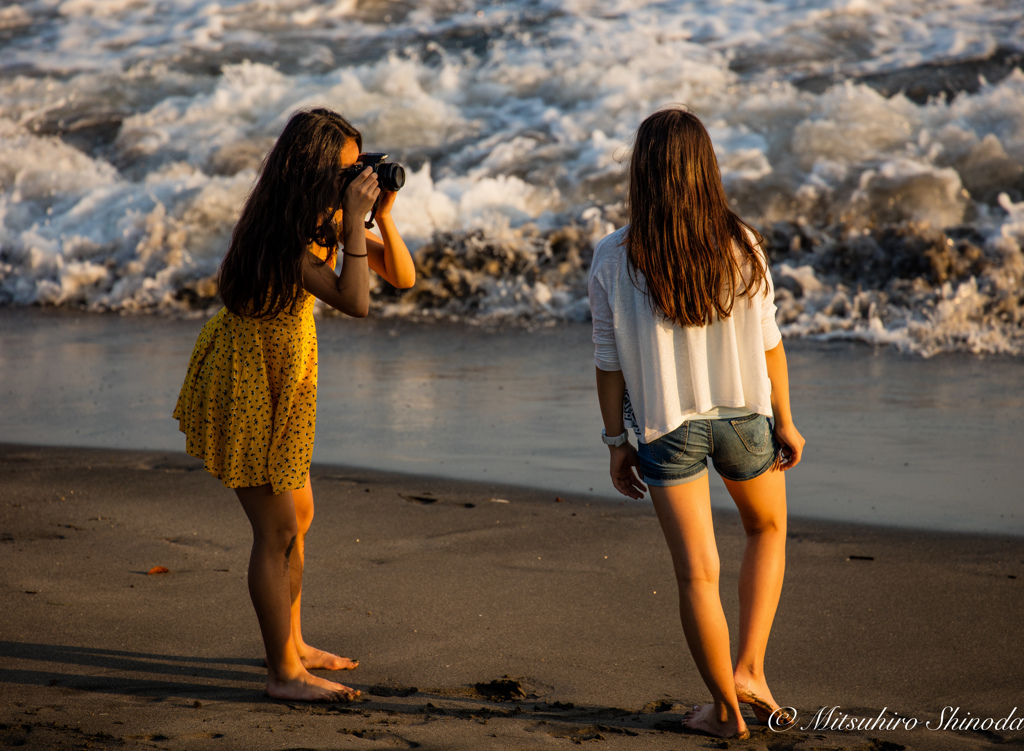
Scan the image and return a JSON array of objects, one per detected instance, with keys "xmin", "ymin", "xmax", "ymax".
[
  {"xmin": 2, "ymin": 443, "xmax": 1022, "ymax": 750},
  {"xmin": 3, "ymin": 307, "xmax": 1023, "ymax": 537},
  {"xmin": 7, "ymin": 303, "xmax": 1024, "ymax": 359}
]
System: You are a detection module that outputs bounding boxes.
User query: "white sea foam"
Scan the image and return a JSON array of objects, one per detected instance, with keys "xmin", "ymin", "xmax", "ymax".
[{"xmin": 0, "ymin": 0, "xmax": 1022, "ymax": 354}]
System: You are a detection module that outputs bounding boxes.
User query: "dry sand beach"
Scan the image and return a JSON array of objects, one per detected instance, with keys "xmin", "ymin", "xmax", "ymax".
[{"xmin": 2, "ymin": 443, "xmax": 1022, "ymax": 751}]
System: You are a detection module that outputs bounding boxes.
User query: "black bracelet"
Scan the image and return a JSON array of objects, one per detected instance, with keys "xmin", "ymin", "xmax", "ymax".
[{"xmin": 342, "ymin": 250, "xmax": 368, "ymax": 257}]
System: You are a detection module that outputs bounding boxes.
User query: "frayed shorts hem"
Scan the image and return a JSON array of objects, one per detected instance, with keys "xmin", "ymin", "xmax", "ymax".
[{"xmin": 641, "ymin": 466, "xmax": 709, "ymax": 487}]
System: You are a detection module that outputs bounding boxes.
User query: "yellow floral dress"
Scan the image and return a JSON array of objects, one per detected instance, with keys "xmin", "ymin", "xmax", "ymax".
[{"xmin": 173, "ymin": 247, "xmax": 332, "ymax": 494}]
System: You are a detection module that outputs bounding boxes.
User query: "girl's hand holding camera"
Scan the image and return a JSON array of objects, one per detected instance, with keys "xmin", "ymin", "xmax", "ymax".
[
  {"xmin": 337, "ymin": 171, "xmax": 412, "ymax": 282},
  {"xmin": 302, "ymin": 167, "xmax": 379, "ymax": 318},
  {"xmin": 374, "ymin": 188, "xmax": 397, "ymax": 218},
  {"xmin": 340, "ymin": 167, "xmax": 380, "ymax": 229},
  {"xmin": 304, "ymin": 162, "xmax": 414, "ymax": 318}
]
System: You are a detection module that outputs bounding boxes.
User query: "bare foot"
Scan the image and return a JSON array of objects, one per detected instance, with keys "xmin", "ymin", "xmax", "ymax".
[
  {"xmin": 735, "ymin": 678, "xmax": 793, "ymax": 726},
  {"xmin": 266, "ymin": 670, "xmax": 360, "ymax": 702},
  {"xmin": 297, "ymin": 645, "xmax": 359, "ymax": 671},
  {"xmin": 263, "ymin": 647, "xmax": 359, "ymax": 671},
  {"xmin": 682, "ymin": 704, "xmax": 749, "ymax": 739}
]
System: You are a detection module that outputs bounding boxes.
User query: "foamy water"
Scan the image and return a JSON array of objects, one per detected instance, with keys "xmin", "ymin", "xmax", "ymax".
[{"xmin": 1, "ymin": 0, "xmax": 1023, "ymax": 355}]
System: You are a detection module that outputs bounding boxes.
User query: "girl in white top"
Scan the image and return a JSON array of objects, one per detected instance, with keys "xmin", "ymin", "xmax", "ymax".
[{"xmin": 590, "ymin": 107, "xmax": 805, "ymax": 740}]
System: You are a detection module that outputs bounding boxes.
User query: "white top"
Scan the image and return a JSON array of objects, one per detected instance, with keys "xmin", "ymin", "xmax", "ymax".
[{"xmin": 589, "ymin": 225, "xmax": 782, "ymax": 444}]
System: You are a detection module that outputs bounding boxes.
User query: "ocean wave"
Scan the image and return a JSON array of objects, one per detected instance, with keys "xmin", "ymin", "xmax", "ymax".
[
  {"xmin": 353, "ymin": 198, "xmax": 1024, "ymax": 359},
  {"xmin": 1, "ymin": 0, "xmax": 1023, "ymax": 355}
]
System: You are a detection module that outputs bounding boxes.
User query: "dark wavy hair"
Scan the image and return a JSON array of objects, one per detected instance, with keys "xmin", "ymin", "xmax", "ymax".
[
  {"xmin": 218, "ymin": 108, "xmax": 362, "ymax": 319},
  {"xmin": 626, "ymin": 107, "xmax": 767, "ymax": 328}
]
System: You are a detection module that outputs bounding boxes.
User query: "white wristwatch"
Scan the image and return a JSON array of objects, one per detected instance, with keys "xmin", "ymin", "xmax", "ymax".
[{"xmin": 601, "ymin": 429, "xmax": 630, "ymax": 447}]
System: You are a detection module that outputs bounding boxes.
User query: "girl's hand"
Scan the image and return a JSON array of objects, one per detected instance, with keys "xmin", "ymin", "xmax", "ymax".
[
  {"xmin": 341, "ymin": 168, "xmax": 380, "ymax": 224},
  {"xmin": 375, "ymin": 190, "xmax": 397, "ymax": 218},
  {"xmin": 609, "ymin": 443, "xmax": 647, "ymax": 500},
  {"xmin": 773, "ymin": 422, "xmax": 805, "ymax": 470}
]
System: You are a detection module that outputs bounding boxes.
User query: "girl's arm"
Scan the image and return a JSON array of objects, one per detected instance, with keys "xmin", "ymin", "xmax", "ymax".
[
  {"xmin": 301, "ymin": 168, "xmax": 378, "ymax": 317},
  {"xmin": 332, "ymin": 192, "xmax": 416, "ymax": 289},
  {"xmin": 596, "ymin": 366, "xmax": 647, "ymax": 500},
  {"xmin": 366, "ymin": 191, "xmax": 416, "ymax": 289},
  {"xmin": 764, "ymin": 340, "xmax": 805, "ymax": 469}
]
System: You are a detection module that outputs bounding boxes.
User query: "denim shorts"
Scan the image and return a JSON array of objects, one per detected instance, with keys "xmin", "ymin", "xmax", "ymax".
[{"xmin": 636, "ymin": 414, "xmax": 779, "ymax": 486}]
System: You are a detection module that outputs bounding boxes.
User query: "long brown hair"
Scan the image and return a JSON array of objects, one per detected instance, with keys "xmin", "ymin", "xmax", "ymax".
[
  {"xmin": 626, "ymin": 107, "xmax": 767, "ymax": 327},
  {"xmin": 217, "ymin": 108, "xmax": 362, "ymax": 319}
]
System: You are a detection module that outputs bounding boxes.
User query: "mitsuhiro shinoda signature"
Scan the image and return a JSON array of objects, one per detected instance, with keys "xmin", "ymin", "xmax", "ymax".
[{"xmin": 769, "ymin": 705, "xmax": 1024, "ymax": 733}]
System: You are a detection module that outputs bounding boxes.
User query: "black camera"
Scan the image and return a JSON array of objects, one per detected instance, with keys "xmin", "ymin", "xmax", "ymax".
[
  {"xmin": 338, "ymin": 153, "xmax": 405, "ymax": 229},
  {"xmin": 339, "ymin": 152, "xmax": 406, "ymax": 194}
]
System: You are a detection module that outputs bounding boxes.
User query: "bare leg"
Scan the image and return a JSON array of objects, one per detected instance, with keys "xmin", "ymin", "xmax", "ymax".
[
  {"xmin": 236, "ymin": 484, "xmax": 359, "ymax": 701},
  {"xmin": 650, "ymin": 475, "xmax": 749, "ymax": 739},
  {"xmin": 721, "ymin": 468, "xmax": 790, "ymax": 723},
  {"xmin": 288, "ymin": 476, "xmax": 358, "ymax": 670}
]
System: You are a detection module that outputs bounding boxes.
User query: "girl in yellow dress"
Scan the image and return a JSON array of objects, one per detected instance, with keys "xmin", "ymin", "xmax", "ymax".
[{"xmin": 173, "ymin": 108, "xmax": 415, "ymax": 702}]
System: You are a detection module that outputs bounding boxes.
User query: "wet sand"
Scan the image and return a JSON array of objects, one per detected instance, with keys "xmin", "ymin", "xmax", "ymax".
[
  {"xmin": 2, "ymin": 309, "xmax": 1022, "ymax": 536},
  {"xmin": 2, "ymin": 443, "xmax": 1022, "ymax": 750}
]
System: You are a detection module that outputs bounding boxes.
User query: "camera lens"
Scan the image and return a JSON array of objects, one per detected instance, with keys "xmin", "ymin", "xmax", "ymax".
[{"xmin": 377, "ymin": 163, "xmax": 406, "ymax": 192}]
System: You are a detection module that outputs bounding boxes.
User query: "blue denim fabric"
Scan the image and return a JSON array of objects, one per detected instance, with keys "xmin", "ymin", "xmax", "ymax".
[{"xmin": 636, "ymin": 414, "xmax": 779, "ymax": 486}]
